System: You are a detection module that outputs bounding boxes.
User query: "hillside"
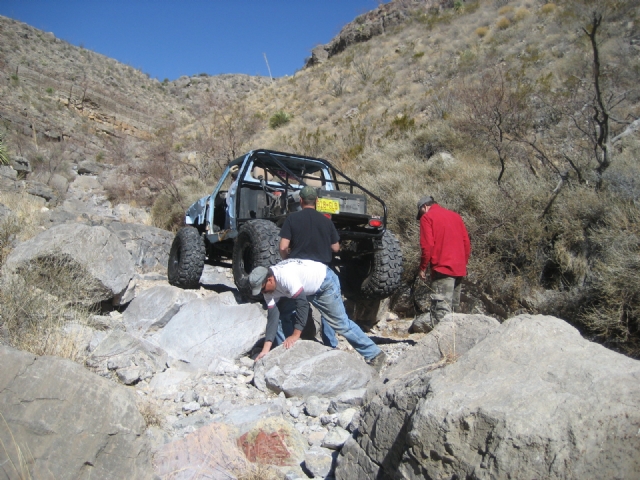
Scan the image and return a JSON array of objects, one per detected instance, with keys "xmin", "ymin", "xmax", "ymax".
[{"xmin": 1, "ymin": 0, "xmax": 640, "ymax": 357}]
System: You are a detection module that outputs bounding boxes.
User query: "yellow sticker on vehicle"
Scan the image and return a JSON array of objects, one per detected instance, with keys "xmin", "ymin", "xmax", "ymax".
[{"xmin": 316, "ymin": 197, "xmax": 340, "ymax": 214}]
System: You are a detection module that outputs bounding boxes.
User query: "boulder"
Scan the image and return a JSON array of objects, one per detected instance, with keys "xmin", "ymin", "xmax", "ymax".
[
  {"xmin": 122, "ymin": 284, "xmax": 198, "ymax": 336},
  {"xmin": 254, "ymin": 340, "xmax": 374, "ymax": 398},
  {"xmin": 336, "ymin": 314, "xmax": 640, "ymax": 479},
  {"xmin": 104, "ymin": 221, "xmax": 173, "ymax": 273},
  {"xmin": 86, "ymin": 329, "xmax": 168, "ymax": 384},
  {"xmin": 150, "ymin": 299, "xmax": 266, "ymax": 369},
  {"xmin": 2, "ymin": 223, "xmax": 135, "ymax": 303},
  {"xmin": 236, "ymin": 416, "xmax": 307, "ymax": 467},
  {"xmin": 77, "ymin": 160, "xmax": 111, "ymax": 175},
  {"xmin": 10, "ymin": 155, "xmax": 31, "ymax": 175},
  {"xmin": 25, "ymin": 180, "xmax": 57, "ymax": 204},
  {"xmin": 199, "ymin": 264, "xmax": 237, "ymax": 290},
  {"xmin": 303, "ymin": 445, "xmax": 337, "ymax": 478},
  {"xmin": 0, "ymin": 165, "xmax": 17, "ymax": 180},
  {"xmin": 0, "ymin": 345, "xmax": 153, "ymax": 479}
]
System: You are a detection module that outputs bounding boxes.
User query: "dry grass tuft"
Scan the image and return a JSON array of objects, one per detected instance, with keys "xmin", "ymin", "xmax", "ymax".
[
  {"xmin": 540, "ymin": 3, "xmax": 557, "ymax": 14},
  {"xmin": 235, "ymin": 463, "xmax": 281, "ymax": 480},
  {"xmin": 475, "ymin": 26, "xmax": 490, "ymax": 37},
  {"xmin": 514, "ymin": 7, "xmax": 530, "ymax": 22},
  {"xmin": 496, "ymin": 16, "xmax": 511, "ymax": 30},
  {"xmin": 0, "ymin": 256, "xmax": 96, "ymax": 362},
  {"xmin": 0, "ymin": 412, "xmax": 33, "ymax": 480},
  {"xmin": 137, "ymin": 399, "xmax": 163, "ymax": 428}
]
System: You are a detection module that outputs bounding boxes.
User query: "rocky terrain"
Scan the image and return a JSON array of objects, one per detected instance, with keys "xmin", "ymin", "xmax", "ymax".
[
  {"xmin": 1, "ymin": 0, "xmax": 640, "ymax": 478},
  {"xmin": 1, "ymin": 152, "xmax": 640, "ymax": 479}
]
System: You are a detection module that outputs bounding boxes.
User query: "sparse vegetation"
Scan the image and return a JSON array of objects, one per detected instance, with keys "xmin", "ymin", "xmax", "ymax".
[
  {"xmin": 0, "ymin": 256, "xmax": 97, "ymax": 361},
  {"xmin": 0, "ymin": 133, "xmax": 9, "ymax": 165}
]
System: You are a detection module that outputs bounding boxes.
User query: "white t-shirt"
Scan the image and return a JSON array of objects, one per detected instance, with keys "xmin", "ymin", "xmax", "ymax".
[{"xmin": 264, "ymin": 259, "xmax": 327, "ymax": 308}]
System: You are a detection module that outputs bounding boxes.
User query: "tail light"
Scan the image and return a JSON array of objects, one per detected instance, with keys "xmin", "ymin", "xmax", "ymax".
[{"xmin": 369, "ymin": 218, "xmax": 383, "ymax": 228}]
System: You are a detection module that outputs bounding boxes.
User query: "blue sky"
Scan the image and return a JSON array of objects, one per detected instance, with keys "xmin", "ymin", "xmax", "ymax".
[{"xmin": 0, "ymin": 0, "xmax": 387, "ymax": 81}]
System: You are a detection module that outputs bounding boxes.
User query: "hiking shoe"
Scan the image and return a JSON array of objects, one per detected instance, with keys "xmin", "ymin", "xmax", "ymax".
[{"xmin": 368, "ymin": 351, "xmax": 387, "ymax": 373}]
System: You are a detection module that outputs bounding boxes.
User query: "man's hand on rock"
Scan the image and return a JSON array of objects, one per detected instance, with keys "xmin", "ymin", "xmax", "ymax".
[{"xmin": 283, "ymin": 329, "xmax": 302, "ymax": 349}]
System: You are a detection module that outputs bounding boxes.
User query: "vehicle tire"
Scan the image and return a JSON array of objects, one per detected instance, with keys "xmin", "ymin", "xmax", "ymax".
[
  {"xmin": 232, "ymin": 220, "xmax": 281, "ymax": 299},
  {"xmin": 341, "ymin": 231, "xmax": 403, "ymax": 300},
  {"xmin": 168, "ymin": 226, "xmax": 206, "ymax": 289}
]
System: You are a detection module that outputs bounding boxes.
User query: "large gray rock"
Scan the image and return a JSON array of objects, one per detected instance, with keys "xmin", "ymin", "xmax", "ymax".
[
  {"xmin": 86, "ymin": 329, "xmax": 168, "ymax": 384},
  {"xmin": 2, "ymin": 223, "xmax": 135, "ymax": 303},
  {"xmin": 0, "ymin": 345, "xmax": 153, "ymax": 479},
  {"xmin": 0, "ymin": 165, "xmax": 17, "ymax": 180},
  {"xmin": 122, "ymin": 284, "xmax": 197, "ymax": 336},
  {"xmin": 336, "ymin": 315, "xmax": 640, "ymax": 479},
  {"xmin": 10, "ymin": 155, "xmax": 31, "ymax": 175},
  {"xmin": 254, "ymin": 340, "xmax": 374, "ymax": 398},
  {"xmin": 151, "ymin": 299, "xmax": 266, "ymax": 369},
  {"xmin": 25, "ymin": 180, "xmax": 57, "ymax": 204},
  {"xmin": 105, "ymin": 221, "xmax": 173, "ymax": 273},
  {"xmin": 77, "ymin": 160, "xmax": 112, "ymax": 175}
]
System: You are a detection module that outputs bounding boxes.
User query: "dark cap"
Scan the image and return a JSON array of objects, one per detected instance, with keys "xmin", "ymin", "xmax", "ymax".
[
  {"xmin": 300, "ymin": 186, "xmax": 318, "ymax": 201},
  {"xmin": 249, "ymin": 266, "xmax": 269, "ymax": 296},
  {"xmin": 416, "ymin": 196, "xmax": 434, "ymax": 220}
]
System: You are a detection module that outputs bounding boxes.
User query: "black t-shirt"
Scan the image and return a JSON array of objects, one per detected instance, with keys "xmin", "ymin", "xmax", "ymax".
[{"xmin": 280, "ymin": 208, "xmax": 340, "ymax": 265}]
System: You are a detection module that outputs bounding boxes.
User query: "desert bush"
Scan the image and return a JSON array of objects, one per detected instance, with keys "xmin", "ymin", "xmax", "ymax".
[
  {"xmin": 540, "ymin": 3, "xmax": 557, "ymax": 15},
  {"xmin": 150, "ymin": 193, "xmax": 187, "ymax": 231},
  {"xmin": 0, "ymin": 191, "xmax": 46, "ymax": 268},
  {"xmin": 496, "ymin": 16, "xmax": 511, "ymax": 30},
  {"xmin": 353, "ymin": 57, "xmax": 376, "ymax": 83},
  {"xmin": 0, "ymin": 256, "xmax": 97, "ymax": 361},
  {"xmin": 497, "ymin": 5, "xmax": 514, "ymax": 16},
  {"xmin": 0, "ymin": 133, "xmax": 9, "ymax": 165},
  {"xmin": 268, "ymin": 110, "xmax": 292, "ymax": 129},
  {"xmin": 514, "ymin": 7, "xmax": 530, "ymax": 22},
  {"xmin": 475, "ymin": 26, "xmax": 489, "ymax": 37},
  {"xmin": 328, "ymin": 72, "xmax": 348, "ymax": 97}
]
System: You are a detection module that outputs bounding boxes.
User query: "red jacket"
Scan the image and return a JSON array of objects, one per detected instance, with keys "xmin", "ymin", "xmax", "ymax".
[{"xmin": 419, "ymin": 204, "xmax": 471, "ymax": 277}]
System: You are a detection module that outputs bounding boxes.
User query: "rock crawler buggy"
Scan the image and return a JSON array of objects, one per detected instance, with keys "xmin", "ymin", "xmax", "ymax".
[{"xmin": 168, "ymin": 149, "xmax": 403, "ymax": 300}]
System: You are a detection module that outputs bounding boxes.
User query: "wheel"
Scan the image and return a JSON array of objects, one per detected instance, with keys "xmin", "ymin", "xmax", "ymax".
[
  {"xmin": 341, "ymin": 231, "xmax": 403, "ymax": 300},
  {"xmin": 232, "ymin": 220, "xmax": 281, "ymax": 299},
  {"xmin": 168, "ymin": 226, "xmax": 205, "ymax": 289}
]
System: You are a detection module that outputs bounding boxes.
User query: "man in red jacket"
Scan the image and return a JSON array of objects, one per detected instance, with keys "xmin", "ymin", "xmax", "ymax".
[{"xmin": 417, "ymin": 196, "xmax": 471, "ymax": 325}]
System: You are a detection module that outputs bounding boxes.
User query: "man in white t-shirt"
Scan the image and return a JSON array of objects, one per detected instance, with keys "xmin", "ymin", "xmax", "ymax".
[{"xmin": 250, "ymin": 258, "xmax": 387, "ymax": 371}]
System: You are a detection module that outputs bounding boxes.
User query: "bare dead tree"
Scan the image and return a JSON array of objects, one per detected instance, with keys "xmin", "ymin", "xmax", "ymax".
[{"xmin": 456, "ymin": 69, "xmax": 529, "ymax": 185}]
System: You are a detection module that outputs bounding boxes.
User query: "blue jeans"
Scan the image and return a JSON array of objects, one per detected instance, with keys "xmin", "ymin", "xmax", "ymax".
[
  {"xmin": 307, "ymin": 268, "xmax": 381, "ymax": 361},
  {"xmin": 275, "ymin": 298, "xmax": 338, "ymax": 348}
]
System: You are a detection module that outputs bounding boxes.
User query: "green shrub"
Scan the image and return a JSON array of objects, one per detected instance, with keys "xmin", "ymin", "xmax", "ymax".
[{"xmin": 269, "ymin": 110, "xmax": 292, "ymax": 129}]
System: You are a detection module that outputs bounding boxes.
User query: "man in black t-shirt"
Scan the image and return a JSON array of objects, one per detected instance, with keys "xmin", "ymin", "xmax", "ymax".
[{"xmin": 277, "ymin": 186, "xmax": 339, "ymax": 347}]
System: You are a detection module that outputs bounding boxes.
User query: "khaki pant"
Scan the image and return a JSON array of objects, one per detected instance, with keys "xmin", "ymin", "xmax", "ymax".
[{"xmin": 430, "ymin": 272, "xmax": 463, "ymax": 324}]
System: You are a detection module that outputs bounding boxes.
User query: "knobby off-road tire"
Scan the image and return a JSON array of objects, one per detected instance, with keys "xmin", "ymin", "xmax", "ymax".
[
  {"xmin": 168, "ymin": 226, "xmax": 206, "ymax": 289},
  {"xmin": 232, "ymin": 220, "xmax": 280, "ymax": 299},
  {"xmin": 341, "ymin": 230, "xmax": 403, "ymax": 301}
]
